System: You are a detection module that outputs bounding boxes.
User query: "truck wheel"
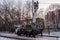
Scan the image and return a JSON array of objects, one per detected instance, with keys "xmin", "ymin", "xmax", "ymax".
[
  {"xmin": 32, "ymin": 35, "xmax": 36, "ymax": 38},
  {"xmin": 30, "ymin": 34, "xmax": 36, "ymax": 38},
  {"xmin": 17, "ymin": 31, "xmax": 22, "ymax": 36},
  {"xmin": 25, "ymin": 34, "xmax": 29, "ymax": 37}
]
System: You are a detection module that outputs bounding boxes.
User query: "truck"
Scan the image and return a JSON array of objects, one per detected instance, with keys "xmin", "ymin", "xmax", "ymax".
[{"xmin": 15, "ymin": 24, "xmax": 44, "ymax": 38}]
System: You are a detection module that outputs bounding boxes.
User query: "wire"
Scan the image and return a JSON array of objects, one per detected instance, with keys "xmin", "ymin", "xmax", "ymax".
[{"xmin": 39, "ymin": 3, "xmax": 60, "ymax": 4}]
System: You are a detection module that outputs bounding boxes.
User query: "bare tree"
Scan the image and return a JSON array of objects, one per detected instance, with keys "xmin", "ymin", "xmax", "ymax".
[
  {"xmin": 0, "ymin": 0, "xmax": 16, "ymax": 32},
  {"xmin": 24, "ymin": 0, "xmax": 32, "ymax": 24},
  {"xmin": 15, "ymin": 0, "xmax": 22, "ymax": 24}
]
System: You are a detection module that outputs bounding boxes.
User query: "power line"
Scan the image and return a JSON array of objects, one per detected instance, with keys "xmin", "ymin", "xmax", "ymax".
[{"xmin": 39, "ymin": 3, "xmax": 60, "ymax": 4}]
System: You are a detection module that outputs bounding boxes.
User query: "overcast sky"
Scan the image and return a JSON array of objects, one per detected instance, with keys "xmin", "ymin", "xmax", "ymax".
[
  {"xmin": 21, "ymin": 0, "xmax": 60, "ymax": 10},
  {"xmin": 0, "ymin": 0, "xmax": 60, "ymax": 10}
]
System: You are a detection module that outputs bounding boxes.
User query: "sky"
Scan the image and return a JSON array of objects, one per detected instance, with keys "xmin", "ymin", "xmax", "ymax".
[
  {"xmin": 1, "ymin": 0, "xmax": 60, "ymax": 10},
  {"xmin": 21, "ymin": 0, "xmax": 60, "ymax": 10},
  {"xmin": 20, "ymin": 0, "xmax": 60, "ymax": 18}
]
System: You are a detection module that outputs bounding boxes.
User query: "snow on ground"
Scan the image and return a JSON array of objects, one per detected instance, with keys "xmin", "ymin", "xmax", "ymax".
[
  {"xmin": 43, "ymin": 31, "xmax": 60, "ymax": 36},
  {"xmin": 0, "ymin": 37, "xmax": 17, "ymax": 40},
  {"xmin": 0, "ymin": 31, "xmax": 60, "ymax": 40},
  {"xmin": 0, "ymin": 37, "xmax": 57, "ymax": 40}
]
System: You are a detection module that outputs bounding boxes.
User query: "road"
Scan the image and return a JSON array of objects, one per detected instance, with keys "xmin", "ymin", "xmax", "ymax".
[
  {"xmin": 0, "ymin": 37, "xmax": 57, "ymax": 40},
  {"xmin": 0, "ymin": 32, "xmax": 60, "ymax": 40},
  {"xmin": 0, "ymin": 37, "xmax": 17, "ymax": 40}
]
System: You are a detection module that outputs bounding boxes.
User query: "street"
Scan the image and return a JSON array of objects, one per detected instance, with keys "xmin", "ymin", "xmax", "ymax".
[
  {"xmin": 0, "ymin": 37, "xmax": 17, "ymax": 40},
  {"xmin": 0, "ymin": 37, "xmax": 57, "ymax": 40},
  {"xmin": 0, "ymin": 32, "xmax": 60, "ymax": 40}
]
